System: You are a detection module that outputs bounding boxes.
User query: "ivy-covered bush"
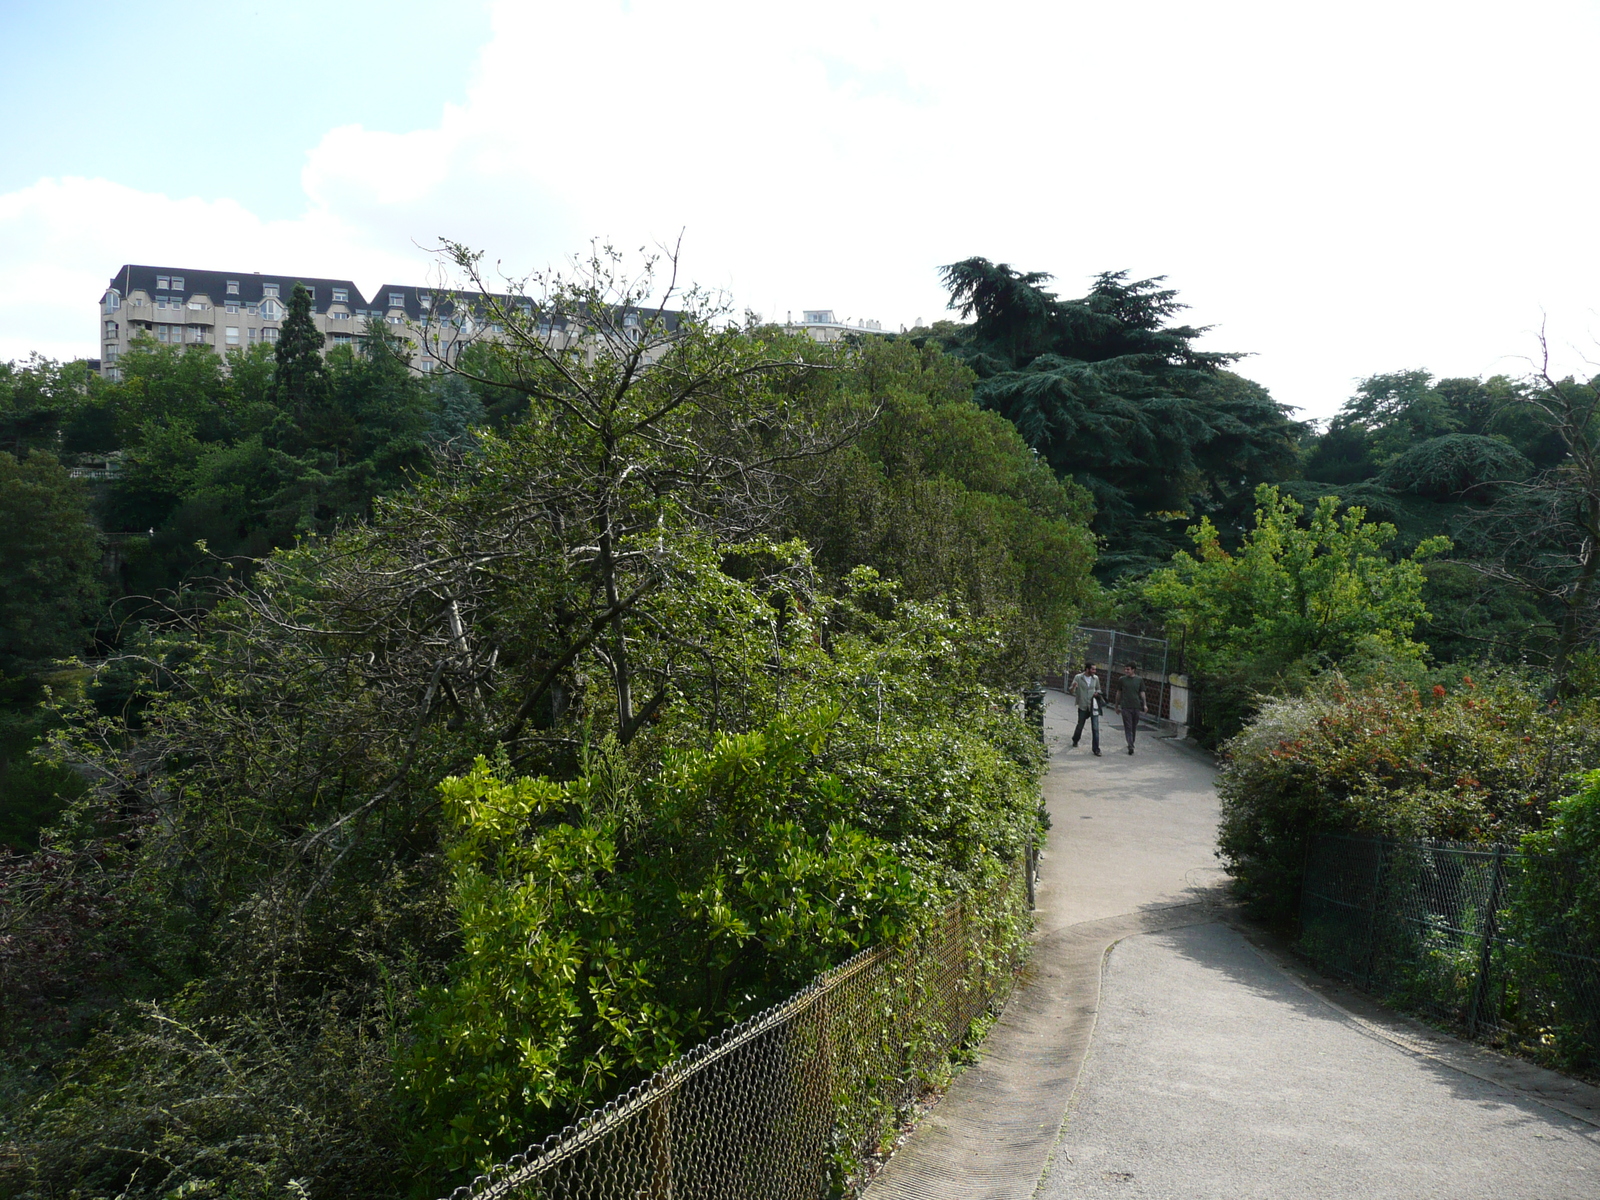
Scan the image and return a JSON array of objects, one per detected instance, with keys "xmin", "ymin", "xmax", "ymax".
[{"xmin": 1218, "ymin": 671, "xmax": 1600, "ymax": 923}]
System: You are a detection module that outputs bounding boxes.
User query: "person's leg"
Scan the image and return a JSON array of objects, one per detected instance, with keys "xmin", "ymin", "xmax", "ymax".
[
  {"xmin": 1073, "ymin": 708, "xmax": 1089, "ymax": 745},
  {"xmin": 1123, "ymin": 706, "xmax": 1138, "ymax": 752},
  {"xmin": 1089, "ymin": 710, "xmax": 1100, "ymax": 754}
]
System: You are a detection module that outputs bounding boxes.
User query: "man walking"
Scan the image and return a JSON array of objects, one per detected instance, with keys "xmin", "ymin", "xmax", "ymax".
[
  {"xmin": 1117, "ymin": 662, "xmax": 1147, "ymax": 754},
  {"xmin": 1069, "ymin": 661, "xmax": 1102, "ymax": 755}
]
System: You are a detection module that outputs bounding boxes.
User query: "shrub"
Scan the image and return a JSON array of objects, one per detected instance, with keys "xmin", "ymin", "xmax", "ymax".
[
  {"xmin": 1217, "ymin": 670, "xmax": 1600, "ymax": 923},
  {"xmin": 1507, "ymin": 771, "xmax": 1600, "ymax": 1069}
]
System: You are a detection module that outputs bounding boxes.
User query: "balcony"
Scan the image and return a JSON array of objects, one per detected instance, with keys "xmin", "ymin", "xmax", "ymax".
[{"xmin": 182, "ymin": 305, "xmax": 214, "ymax": 325}]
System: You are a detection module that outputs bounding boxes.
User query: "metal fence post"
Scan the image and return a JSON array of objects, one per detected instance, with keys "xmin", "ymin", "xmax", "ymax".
[
  {"xmin": 1466, "ymin": 846, "xmax": 1508, "ymax": 1038},
  {"xmin": 647, "ymin": 1094, "xmax": 674, "ymax": 1200}
]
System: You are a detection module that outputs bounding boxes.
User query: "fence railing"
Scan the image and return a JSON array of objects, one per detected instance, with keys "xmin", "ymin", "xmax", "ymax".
[
  {"xmin": 442, "ymin": 861, "xmax": 1032, "ymax": 1200},
  {"xmin": 1299, "ymin": 832, "xmax": 1600, "ymax": 1069}
]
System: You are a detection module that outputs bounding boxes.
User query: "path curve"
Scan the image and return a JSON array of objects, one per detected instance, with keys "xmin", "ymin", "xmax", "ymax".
[{"xmin": 865, "ymin": 691, "xmax": 1600, "ymax": 1200}]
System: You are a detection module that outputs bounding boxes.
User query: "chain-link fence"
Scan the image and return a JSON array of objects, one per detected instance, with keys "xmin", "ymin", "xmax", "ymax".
[
  {"xmin": 1300, "ymin": 833, "xmax": 1600, "ymax": 1069},
  {"xmin": 441, "ymin": 862, "xmax": 1032, "ymax": 1200}
]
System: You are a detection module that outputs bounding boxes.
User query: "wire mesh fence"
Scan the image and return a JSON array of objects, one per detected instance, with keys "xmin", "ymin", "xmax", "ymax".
[
  {"xmin": 1064, "ymin": 627, "xmax": 1176, "ymax": 727},
  {"xmin": 441, "ymin": 861, "xmax": 1032, "ymax": 1200},
  {"xmin": 1300, "ymin": 832, "xmax": 1600, "ymax": 1070}
]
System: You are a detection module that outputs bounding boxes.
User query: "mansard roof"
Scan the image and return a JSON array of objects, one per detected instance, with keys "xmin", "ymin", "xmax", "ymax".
[{"xmin": 104, "ymin": 265, "xmax": 368, "ymax": 314}]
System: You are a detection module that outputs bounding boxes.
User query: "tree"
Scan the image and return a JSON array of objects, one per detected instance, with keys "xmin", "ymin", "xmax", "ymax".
[
  {"xmin": 0, "ymin": 451, "xmax": 103, "ymax": 674},
  {"xmin": 929, "ymin": 259, "xmax": 1304, "ymax": 575},
  {"xmin": 0, "ymin": 356, "xmax": 97, "ymax": 457},
  {"xmin": 271, "ymin": 282, "xmax": 330, "ymax": 439},
  {"xmin": 444, "ymin": 239, "xmax": 861, "ymax": 748},
  {"xmin": 787, "ymin": 337, "xmax": 1096, "ymax": 678},
  {"xmin": 1464, "ymin": 352, "xmax": 1600, "ymax": 685},
  {"xmin": 1146, "ymin": 483, "xmax": 1447, "ymax": 737}
]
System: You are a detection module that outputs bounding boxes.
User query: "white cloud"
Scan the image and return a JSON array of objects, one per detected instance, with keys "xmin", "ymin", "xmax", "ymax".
[{"xmin": 5, "ymin": 0, "xmax": 1600, "ymax": 416}]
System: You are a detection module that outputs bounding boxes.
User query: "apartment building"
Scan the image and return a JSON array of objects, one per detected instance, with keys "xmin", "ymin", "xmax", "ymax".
[{"xmin": 97, "ymin": 264, "xmax": 500, "ymax": 380}]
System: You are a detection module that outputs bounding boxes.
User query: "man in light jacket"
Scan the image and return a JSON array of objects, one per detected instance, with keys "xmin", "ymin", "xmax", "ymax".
[{"xmin": 1069, "ymin": 661, "xmax": 1102, "ymax": 756}]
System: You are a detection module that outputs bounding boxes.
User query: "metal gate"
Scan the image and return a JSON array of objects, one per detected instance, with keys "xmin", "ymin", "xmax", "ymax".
[{"xmin": 1064, "ymin": 627, "xmax": 1174, "ymax": 729}]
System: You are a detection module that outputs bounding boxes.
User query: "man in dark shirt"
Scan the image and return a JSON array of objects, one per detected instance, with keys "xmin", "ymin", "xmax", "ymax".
[{"xmin": 1116, "ymin": 663, "xmax": 1146, "ymax": 755}]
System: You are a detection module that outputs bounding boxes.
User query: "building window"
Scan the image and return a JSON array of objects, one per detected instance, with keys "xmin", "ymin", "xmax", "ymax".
[
  {"xmin": 246, "ymin": 303, "xmax": 258, "ymax": 316},
  {"xmin": 227, "ymin": 280, "xmax": 240, "ymax": 295},
  {"xmin": 226, "ymin": 303, "xmax": 238, "ymax": 314},
  {"xmin": 156, "ymin": 275, "xmax": 170, "ymax": 290},
  {"xmin": 388, "ymin": 315, "xmax": 401, "ymax": 325},
  {"xmin": 260, "ymin": 327, "xmax": 279, "ymax": 344},
  {"xmin": 103, "ymin": 345, "xmax": 119, "ymax": 364},
  {"xmin": 301, "ymin": 286, "xmax": 315, "ymax": 303},
  {"xmin": 262, "ymin": 283, "xmax": 280, "ymax": 298},
  {"xmin": 388, "ymin": 292, "xmax": 404, "ymax": 308},
  {"xmin": 418, "ymin": 292, "xmax": 431, "ymax": 309},
  {"xmin": 331, "ymin": 310, "xmax": 350, "ymax": 320},
  {"xmin": 171, "ymin": 276, "xmax": 184, "ymax": 291},
  {"xmin": 104, "ymin": 320, "xmax": 118, "ymax": 338},
  {"xmin": 259, "ymin": 298, "xmax": 283, "ymax": 321},
  {"xmin": 225, "ymin": 327, "xmax": 240, "ymax": 345},
  {"xmin": 330, "ymin": 333, "xmax": 352, "ymax": 346},
  {"xmin": 332, "ymin": 288, "xmax": 348, "ymax": 303},
  {"xmin": 156, "ymin": 325, "xmax": 169, "ymax": 343},
  {"xmin": 189, "ymin": 301, "xmax": 204, "ymax": 311},
  {"xmin": 103, "ymin": 290, "xmax": 121, "ymax": 312}
]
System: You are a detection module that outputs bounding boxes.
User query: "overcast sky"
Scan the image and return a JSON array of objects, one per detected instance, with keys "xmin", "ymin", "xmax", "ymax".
[{"xmin": 3, "ymin": 0, "xmax": 1599, "ymax": 420}]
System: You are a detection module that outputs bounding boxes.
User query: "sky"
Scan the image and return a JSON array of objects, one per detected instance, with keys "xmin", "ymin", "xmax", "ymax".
[{"xmin": 3, "ymin": 0, "xmax": 1599, "ymax": 420}]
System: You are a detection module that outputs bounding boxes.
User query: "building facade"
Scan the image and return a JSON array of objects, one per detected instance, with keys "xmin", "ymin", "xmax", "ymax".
[
  {"xmin": 780, "ymin": 309, "xmax": 891, "ymax": 344},
  {"xmin": 97, "ymin": 264, "xmax": 486, "ymax": 380}
]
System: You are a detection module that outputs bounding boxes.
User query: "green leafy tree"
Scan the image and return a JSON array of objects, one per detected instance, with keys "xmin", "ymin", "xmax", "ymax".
[
  {"xmin": 0, "ymin": 355, "xmax": 97, "ymax": 457},
  {"xmin": 1146, "ymin": 483, "xmax": 1447, "ymax": 738},
  {"xmin": 789, "ymin": 337, "xmax": 1095, "ymax": 678},
  {"xmin": 0, "ymin": 451, "xmax": 103, "ymax": 674}
]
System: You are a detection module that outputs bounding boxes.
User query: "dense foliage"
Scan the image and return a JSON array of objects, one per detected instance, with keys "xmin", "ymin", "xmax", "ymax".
[
  {"xmin": 1510, "ymin": 770, "xmax": 1600, "ymax": 1067},
  {"xmin": 1144, "ymin": 484, "xmax": 1447, "ymax": 739},
  {"xmin": 0, "ymin": 249, "xmax": 1074, "ymax": 1199},
  {"xmin": 1217, "ymin": 671, "xmax": 1600, "ymax": 923},
  {"xmin": 923, "ymin": 259, "xmax": 1305, "ymax": 576}
]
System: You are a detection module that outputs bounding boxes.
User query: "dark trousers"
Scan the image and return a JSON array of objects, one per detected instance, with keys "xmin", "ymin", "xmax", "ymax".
[
  {"xmin": 1121, "ymin": 706, "xmax": 1140, "ymax": 749},
  {"xmin": 1072, "ymin": 707, "xmax": 1100, "ymax": 752}
]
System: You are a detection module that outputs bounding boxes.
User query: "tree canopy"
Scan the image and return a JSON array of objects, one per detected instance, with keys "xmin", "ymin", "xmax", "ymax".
[{"xmin": 926, "ymin": 258, "xmax": 1305, "ymax": 575}]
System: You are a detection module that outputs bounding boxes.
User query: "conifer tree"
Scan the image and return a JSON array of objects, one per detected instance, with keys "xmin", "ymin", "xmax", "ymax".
[{"xmin": 272, "ymin": 282, "xmax": 329, "ymax": 428}]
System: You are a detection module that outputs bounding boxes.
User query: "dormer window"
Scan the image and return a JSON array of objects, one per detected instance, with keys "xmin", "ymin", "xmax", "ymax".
[
  {"xmin": 301, "ymin": 286, "xmax": 315, "ymax": 303},
  {"xmin": 103, "ymin": 290, "xmax": 121, "ymax": 313},
  {"xmin": 389, "ymin": 292, "xmax": 404, "ymax": 308},
  {"xmin": 332, "ymin": 288, "xmax": 348, "ymax": 303},
  {"xmin": 170, "ymin": 276, "xmax": 184, "ymax": 292},
  {"xmin": 263, "ymin": 283, "xmax": 280, "ymax": 299},
  {"xmin": 227, "ymin": 280, "xmax": 240, "ymax": 295},
  {"xmin": 156, "ymin": 275, "xmax": 170, "ymax": 290},
  {"xmin": 418, "ymin": 292, "xmax": 432, "ymax": 309}
]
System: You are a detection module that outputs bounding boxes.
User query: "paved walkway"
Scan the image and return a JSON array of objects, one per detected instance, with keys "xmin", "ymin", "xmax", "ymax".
[{"xmin": 866, "ymin": 691, "xmax": 1600, "ymax": 1200}]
